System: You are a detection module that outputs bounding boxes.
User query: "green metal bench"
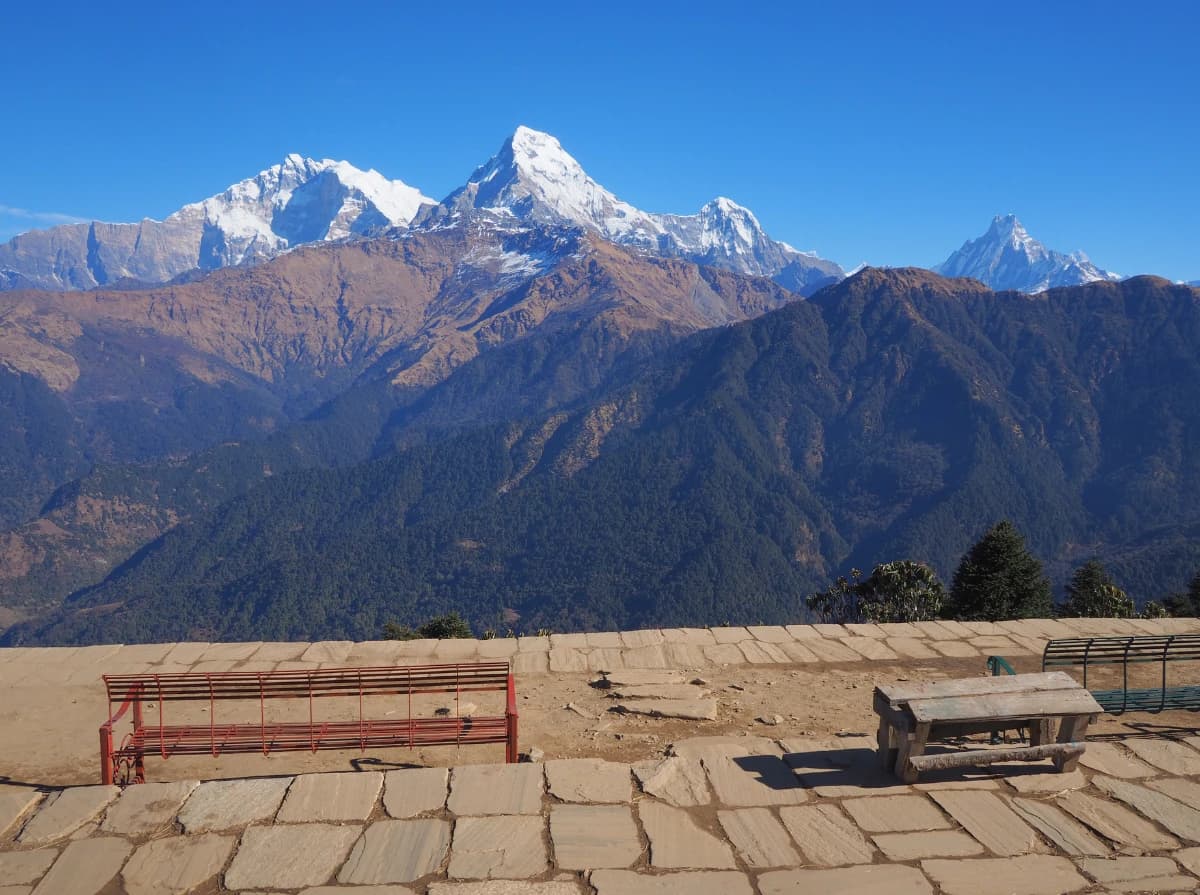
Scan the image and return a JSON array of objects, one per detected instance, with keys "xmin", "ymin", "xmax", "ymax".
[{"xmin": 1039, "ymin": 635, "xmax": 1200, "ymax": 715}]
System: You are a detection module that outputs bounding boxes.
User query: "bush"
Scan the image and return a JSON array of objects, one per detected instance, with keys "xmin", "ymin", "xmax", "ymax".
[
  {"xmin": 383, "ymin": 611, "xmax": 474, "ymax": 640},
  {"xmin": 807, "ymin": 560, "xmax": 944, "ymax": 624}
]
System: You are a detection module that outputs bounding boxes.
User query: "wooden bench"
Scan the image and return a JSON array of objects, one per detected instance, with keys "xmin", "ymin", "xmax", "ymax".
[
  {"xmin": 100, "ymin": 661, "xmax": 518, "ymax": 784},
  {"xmin": 874, "ymin": 671, "xmax": 1102, "ymax": 783},
  {"xmin": 1040, "ymin": 635, "xmax": 1200, "ymax": 715}
]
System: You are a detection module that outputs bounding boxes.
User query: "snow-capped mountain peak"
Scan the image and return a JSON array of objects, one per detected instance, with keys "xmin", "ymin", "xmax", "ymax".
[
  {"xmin": 0, "ymin": 156, "xmax": 434, "ymax": 290},
  {"xmin": 421, "ymin": 127, "xmax": 843, "ymax": 295},
  {"xmin": 936, "ymin": 214, "xmax": 1120, "ymax": 293}
]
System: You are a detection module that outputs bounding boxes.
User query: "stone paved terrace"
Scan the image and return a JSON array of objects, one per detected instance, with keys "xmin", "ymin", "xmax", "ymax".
[{"xmin": 3, "ymin": 616, "xmax": 1200, "ymax": 893}]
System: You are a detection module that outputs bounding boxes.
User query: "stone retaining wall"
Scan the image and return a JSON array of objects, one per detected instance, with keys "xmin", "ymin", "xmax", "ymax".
[{"xmin": 2, "ymin": 616, "xmax": 1197, "ymax": 684}]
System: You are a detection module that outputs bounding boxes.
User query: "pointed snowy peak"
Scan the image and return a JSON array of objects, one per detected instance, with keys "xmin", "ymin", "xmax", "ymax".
[
  {"xmin": 936, "ymin": 214, "xmax": 1120, "ymax": 293},
  {"xmin": 428, "ymin": 126, "xmax": 663, "ymax": 244},
  {"xmin": 422, "ymin": 128, "xmax": 843, "ymax": 295}
]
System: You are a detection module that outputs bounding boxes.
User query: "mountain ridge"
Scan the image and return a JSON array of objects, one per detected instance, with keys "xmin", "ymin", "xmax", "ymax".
[
  {"xmin": 936, "ymin": 214, "xmax": 1121, "ymax": 293},
  {"xmin": 0, "ymin": 156, "xmax": 433, "ymax": 291},
  {"xmin": 8, "ymin": 269, "xmax": 1200, "ymax": 645}
]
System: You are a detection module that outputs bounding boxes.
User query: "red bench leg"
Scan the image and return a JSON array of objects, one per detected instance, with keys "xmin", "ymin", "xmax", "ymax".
[
  {"xmin": 99, "ymin": 725, "xmax": 114, "ymax": 785},
  {"xmin": 505, "ymin": 673, "xmax": 519, "ymax": 763},
  {"xmin": 132, "ymin": 697, "xmax": 145, "ymax": 783}
]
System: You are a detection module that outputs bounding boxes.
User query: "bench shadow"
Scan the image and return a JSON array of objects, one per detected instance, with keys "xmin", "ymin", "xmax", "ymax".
[{"xmin": 776, "ymin": 744, "xmax": 905, "ymax": 792}]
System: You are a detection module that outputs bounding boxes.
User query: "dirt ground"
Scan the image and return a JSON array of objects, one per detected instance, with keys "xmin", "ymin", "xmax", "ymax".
[{"xmin": 2, "ymin": 652, "xmax": 1196, "ymax": 788}]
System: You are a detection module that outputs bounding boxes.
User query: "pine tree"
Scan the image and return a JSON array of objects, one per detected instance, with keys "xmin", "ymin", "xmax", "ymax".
[
  {"xmin": 1060, "ymin": 560, "xmax": 1134, "ymax": 618},
  {"xmin": 945, "ymin": 520, "xmax": 1052, "ymax": 621}
]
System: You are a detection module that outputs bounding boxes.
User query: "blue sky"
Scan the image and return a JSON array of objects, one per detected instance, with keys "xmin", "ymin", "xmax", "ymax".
[{"xmin": 3, "ymin": 1, "xmax": 1197, "ymax": 279}]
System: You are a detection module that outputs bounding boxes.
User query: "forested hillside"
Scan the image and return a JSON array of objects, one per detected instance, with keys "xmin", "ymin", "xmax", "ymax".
[{"xmin": 9, "ymin": 270, "xmax": 1200, "ymax": 645}]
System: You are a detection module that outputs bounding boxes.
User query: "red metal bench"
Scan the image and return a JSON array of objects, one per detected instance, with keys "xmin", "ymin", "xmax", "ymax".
[{"xmin": 99, "ymin": 661, "xmax": 517, "ymax": 784}]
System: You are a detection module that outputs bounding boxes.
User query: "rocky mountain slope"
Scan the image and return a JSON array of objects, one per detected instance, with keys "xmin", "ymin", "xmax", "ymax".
[
  {"xmin": 936, "ymin": 214, "xmax": 1120, "ymax": 292},
  {"xmin": 0, "ymin": 155, "xmax": 433, "ymax": 290},
  {"xmin": 10, "ymin": 271, "xmax": 1200, "ymax": 645},
  {"xmin": 419, "ymin": 126, "xmax": 843, "ymax": 294},
  {"xmin": 0, "ymin": 228, "xmax": 799, "ymax": 615}
]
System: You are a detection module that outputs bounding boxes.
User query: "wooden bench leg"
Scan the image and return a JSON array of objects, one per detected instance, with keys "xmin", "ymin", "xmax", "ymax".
[
  {"xmin": 895, "ymin": 721, "xmax": 931, "ymax": 784},
  {"xmin": 1054, "ymin": 713, "xmax": 1091, "ymax": 772},
  {"xmin": 1030, "ymin": 719, "xmax": 1053, "ymax": 747},
  {"xmin": 877, "ymin": 716, "xmax": 898, "ymax": 770}
]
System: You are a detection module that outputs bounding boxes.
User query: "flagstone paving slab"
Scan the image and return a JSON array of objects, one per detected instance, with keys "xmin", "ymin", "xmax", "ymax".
[
  {"xmin": 600, "ymin": 670, "xmax": 686, "ymax": 687},
  {"xmin": 888, "ymin": 637, "xmax": 941, "ymax": 659},
  {"xmin": 662, "ymin": 644, "xmax": 707, "ymax": 668},
  {"xmin": 100, "ymin": 779, "xmax": 198, "ymax": 836},
  {"xmin": 1093, "ymin": 775, "xmax": 1200, "ymax": 841},
  {"xmin": 802, "ymin": 638, "xmax": 862, "ymax": 662},
  {"xmin": 590, "ymin": 648, "xmax": 628, "ymax": 671},
  {"xmin": 0, "ymin": 885, "xmax": 31, "ymax": 895},
  {"xmin": 1146, "ymin": 776, "xmax": 1200, "ymax": 810},
  {"xmin": 1120, "ymin": 738, "xmax": 1200, "ymax": 776},
  {"xmin": 709, "ymin": 627, "xmax": 752, "ymax": 643},
  {"xmin": 545, "ymin": 759, "xmax": 632, "ymax": 803},
  {"xmin": 1076, "ymin": 856, "xmax": 1193, "ymax": 891},
  {"xmin": 783, "ymin": 624, "xmax": 823, "ymax": 639},
  {"xmin": 30, "ymin": 836, "xmax": 131, "ymax": 895},
  {"xmin": 304, "ymin": 883, "xmax": 417, "ymax": 887},
  {"xmin": 621, "ymin": 646, "xmax": 671, "ymax": 669},
  {"xmin": 1175, "ymin": 846, "xmax": 1200, "ymax": 876},
  {"xmin": 633, "ymin": 757, "xmax": 711, "ymax": 807},
  {"xmin": 841, "ymin": 794, "xmax": 950, "ymax": 832},
  {"xmin": 121, "ymin": 832, "xmax": 235, "ymax": 895},
  {"xmin": 337, "ymin": 819, "xmax": 449, "ymax": 885},
  {"xmin": 516, "ymin": 636, "xmax": 552, "ymax": 652},
  {"xmin": 17, "ymin": 785, "xmax": 118, "ymax": 845},
  {"xmin": 549, "ymin": 648, "xmax": 589, "ymax": 672},
  {"xmin": 929, "ymin": 640, "xmax": 980, "ymax": 658},
  {"xmin": 778, "ymin": 804, "xmax": 875, "ymax": 865},
  {"xmin": 1006, "ymin": 798, "xmax": 1109, "ymax": 856},
  {"xmin": 1057, "ymin": 789, "xmax": 1179, "ymax": 852},
  {"xmin": 590, "ymin": 870, "xmax": 754, "ymax": 895},
  {"xmin": 735, "ymin": 641, "xmax": 789, "ymax": 664},
  {"xmin": 1077, "ymin": 743, "xmax": 1158, "ymax": 779},
  {"xmin": 1004, "ymin": 769, "xmax": 1088, "ymax": 793},
  {"xmin": 717, "ymin": 807, "xmax": 801, "ymax": 868},
  {"xmin": 745, "ymin": 625, "xmax": 792, "ymax": 643},
  {"xmin": 930, "ymin": 790, "xmax": 1042, "ymax": 856},
  {"xmin": 620, "ymin": 630, "xmax": 666, "ymax": 648},
  {"xmin": 838, "ymin": 637, "xmax": 899, "ymax": 661},
  {"xmin": 448, "ymin": 815, "xmax": 547, "ymax": 879},
  {"xmin": 921, "ymin": 854, "xmax": 1088, "ymax": 895},
  {"xmin": 276, "ymin": 771, "xmax": 383, "ymax": 822},
  {"xmin": 639, "ymin": 800, "xmax": 735, "ymax": 869},
  {"xmin": 700, "ymin": 751, "xmax": 807, "ymax": 806},
  {"xmin": 777, "ymin": 641, "xmax": 819, "ymax": 662},
  {"xmin": 0, "ymin": 788, "xmax": 42, "ymax": 838},
  {"xmin": 226, "ymin": 823, "xmax": 361, "ymax": 889},
  {"xmin": 549, "ymin": 804, "xmax": 641, "ymax": 870},
  {"xmin": 0, "ymin": 849, "xmax": 57, "ymax": 885},
  {"xmin": 430, "ymin": 883, "xmax": 581, "ymax": 895},
  {"xmin": 702, "ymin": 644, "xmax": 746, "ymax": 665},
  {"xmin": 782, "ymin": 736, "xmax": 907, "ymax": 797},
  {"xmin": 758, "ymin": 864, "xmax": 932, "ymax": 895},
  {"xmin": 512, "ymin": 651, "xmax": 550, "ymax": 673},
  {"xmin": 448, "ymin": 763, "xmax": 544, "ymax": 815},
  {"xmin": 384, "ymin": 767, "xmax": 448, "ymax": 817},
  {"xmin": 477, "ymin": 638, "xmax": 520, "ymax": 658},
  {"xmin": 177, "ymin": 776, "xmax": 292, "ymax": 833},
  {"xmin": 661, "ymin": 628, "xmax": 717, "ymax": 646},
  {"xmin": 872, "ymin": 830, "xmax": 984, "ymax": 860}
]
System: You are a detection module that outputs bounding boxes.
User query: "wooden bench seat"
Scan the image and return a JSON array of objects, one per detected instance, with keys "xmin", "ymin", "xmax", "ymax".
[
  {"xmin": 100, "ymin": 661, "xmax": 517, "ymax": 784},
  {"xmin": 874, "ymin": 671, "xmax": 1102, "ymax": 783}
]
